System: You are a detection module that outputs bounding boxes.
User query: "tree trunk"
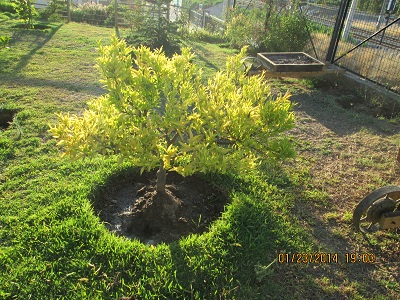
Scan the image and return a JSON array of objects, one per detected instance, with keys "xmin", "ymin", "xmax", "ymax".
[
  {"xmin": 264, "ymin": 2, "xmax": 272, "ymax": 30},
  {"xmin": 156, "ymin": 163, "xmax": 166, "ymax": 193}
]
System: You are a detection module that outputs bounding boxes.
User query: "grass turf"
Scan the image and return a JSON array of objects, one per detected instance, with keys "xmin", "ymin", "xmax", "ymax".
[
  {"xmin": 0, "ymin": 20, "xmax": 312, "ymax": 299},
  {"xmin": 1, "ymin": 19, "xmax": 399, "ymax": 299}
]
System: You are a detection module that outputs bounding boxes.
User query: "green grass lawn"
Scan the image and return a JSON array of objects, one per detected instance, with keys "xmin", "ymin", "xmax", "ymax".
[
  {"xmin": 0, "ymin": 20, "xmax": 311, "ymax": 299},
  {"xmin": 1, "ymin": 19, "xmax": 399, "ymax": 299}
]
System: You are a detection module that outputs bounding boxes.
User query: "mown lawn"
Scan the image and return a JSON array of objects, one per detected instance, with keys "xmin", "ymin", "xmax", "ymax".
[{"xmin": 1, "ymin": 19, "xmax": 399, "ymax": 299}]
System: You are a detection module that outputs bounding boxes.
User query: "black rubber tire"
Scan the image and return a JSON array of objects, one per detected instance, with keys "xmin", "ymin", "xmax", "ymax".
[{"xmin": 353, "ymin": 186, "xmax": 400, "ymax": 233}]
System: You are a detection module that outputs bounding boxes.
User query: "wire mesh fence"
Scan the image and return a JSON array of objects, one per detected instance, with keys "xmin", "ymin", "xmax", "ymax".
[
  {"xmin": 301, "ymin": 3, "xmax": 338, "ymax": 61},
  {"xmin": 334, "ymin": 18, "xmax": 400, "ymax": 93},
  {"xmin": 302, "ymin": 0, "xmax": 400, "ymax": 94}
]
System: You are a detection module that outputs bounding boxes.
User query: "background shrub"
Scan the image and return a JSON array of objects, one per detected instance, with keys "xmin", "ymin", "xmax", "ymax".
[
  {"xmin": 188, "ymin": 28, "xmax": 226, "ymax": 44},
  {"xmin": 70, "ymin": 2, "xmax": 109, "ymax": 26},
  {"xmin": 126, "ymin": 15, "xmax": 181, "ymax": 57},
  {"xmin": 261, "ymin": 12, "xmax": 309, "ymax": 52},
  {"xmin": 225, "ymin": 8, "xmax": 309, "ymax": 54},
  {"xmin": 38, "ymin": 0, "xmax": 65, "ymax": 22},
  {"xmin": 0, "ymin": 0, "xmax": 16, "ymax": 13},
  {"xmin": 13, "ymin": 0, "xmax": 37, "ymax": 28},
  {"xmin": 225, "ymin": 10, "xmax": 264, "ymax": 51}
]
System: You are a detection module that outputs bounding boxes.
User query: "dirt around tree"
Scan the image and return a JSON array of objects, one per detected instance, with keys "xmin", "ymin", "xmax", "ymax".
[{"xmin": 92, "ymin": 170, "xmax": 228, "ymax": 245}]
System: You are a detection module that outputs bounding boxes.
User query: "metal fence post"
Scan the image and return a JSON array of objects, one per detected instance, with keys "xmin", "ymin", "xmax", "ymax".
[
  {"xmin": 376, "ymin": 0, "xmax": 389, "ymax": 31},
  {"xmin": 325, "ymin": 0, "xmax": 352, "ymax": 63},
  {"xmin": 342, "ymin": 0, "xmax": 358, "ymax": 40}
]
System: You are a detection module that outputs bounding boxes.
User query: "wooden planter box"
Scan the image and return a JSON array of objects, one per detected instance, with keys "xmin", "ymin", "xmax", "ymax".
[{"xmin": 257, "ymin": 52, "xmax": 325, "ymax": 73}]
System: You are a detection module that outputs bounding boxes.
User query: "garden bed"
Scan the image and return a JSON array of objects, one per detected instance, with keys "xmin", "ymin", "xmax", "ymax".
[{"xmin": 257, "ymin": 52, "xmax": 325, "ymax": 73}]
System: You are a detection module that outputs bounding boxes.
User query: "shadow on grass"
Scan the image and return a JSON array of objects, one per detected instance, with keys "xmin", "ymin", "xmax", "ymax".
[
  {"xmin": 165, "ymin": 170, "xmax": 383, "ymax": 299},
  {"xmin": 9, "ymin": 23, "xmax": 63, "ymax": 75},
  {"xmin": 190, "ymin": 42, "xmax": 221, "ymax": 72},
  {"xmin": 232, "ymin": 165, "xmax": 396, "ymax": 299},
  {"xmin": 291, "ymin": 91, "xmax": 400, "ymax": 137},
  {"xmin": 3, "ymin": 74, "xmax": 106, "ymax": 95}
]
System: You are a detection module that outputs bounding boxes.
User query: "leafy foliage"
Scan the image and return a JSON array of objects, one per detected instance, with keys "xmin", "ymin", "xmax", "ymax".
[
  {"xmin": 13, "ymin": 0, "xmax": 36, "ymax": 28},
  {"xmin": 50, "ymin": 36, "xmax": 295, "ymax": 184},
  {"xmin": 70, "ymin": 2, "xmax": 109, "ymax": 26},
  {"xmin": 225, "ymin": 10, "xmax": 265, "ymax": 50},
  {"xmin": 225, "ymin": 7, "xmax": 309, "ymax": 54},
  {"xmin": 125, "ymin": 0, "xmax": 181, "ymax": 57},
  {"xmin": 261, "ymin": 11, "xmax": 309, "ymax": 52},
  {"xmin": 0, "ymin": 35, "xmax": 11, "ymax": 48},
  {"xmin": 126, "ymin": 15, "xmax": 181, "ymax": 57},
  {"xmin": 0, "ymin": 0, "xmax": 16, "ymax": 13},
  {"xmin": 38, "ymin": 0, "xmax": 65, "ymax": 22}
]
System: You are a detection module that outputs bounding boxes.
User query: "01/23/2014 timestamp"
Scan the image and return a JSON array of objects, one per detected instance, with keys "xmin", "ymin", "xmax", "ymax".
[{"xmin": 278, "ymin": 253, "xmax": 376, "ymax": 264}]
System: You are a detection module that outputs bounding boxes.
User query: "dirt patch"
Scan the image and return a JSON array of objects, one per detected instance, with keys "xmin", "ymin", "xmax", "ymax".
[
  {"xmin": 304, "ymin": 76, "xmax": 400, "ymax": 120},
  {"xmin": 92, "ymin": 170, "xmax": 228, "ymax": 245},
  {"xmin": 265, "ymin": 53, "xmax": 322, "ymax": 65},
  {"xmin": 0, "ymin": 108, "xmax": 17, "ymax": 129}
]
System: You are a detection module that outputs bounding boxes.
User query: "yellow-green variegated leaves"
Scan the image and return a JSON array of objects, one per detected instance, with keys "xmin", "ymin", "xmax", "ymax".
[{"xmin": 49, "ymin": 36, "xmax": 295, "ymax": 176}]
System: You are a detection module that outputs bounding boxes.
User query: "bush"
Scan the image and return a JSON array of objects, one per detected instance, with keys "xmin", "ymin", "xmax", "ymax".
[
  {"xmin": 13, "ymin": 0, "xmax": 37, "ymax": 28},
  {"xmin": 225, "ymin": 11, "xmax": 264, "ymax": 50},
  {"xmin": 0, "ymin": 0, "xmax": 16, "ymax": 13},
  {"xmin": 261, "ymin": 12, "xmax": 309, "ymax": 52},
  {"xmin": 70, "ymin": 2, "xmax": 109, "ymax": 26},
  {"xmin": 38, "ymin": 0, "xmax": 65, "ymax": 22},
  {"xmin": 188, "ymin": 28, "xmax": 226, "ymax": 44},
  {"xmin": 225, "ymin": 9, "xmax": 309, "ymax": 54},
  {"xmin": 126, "ymin": 15, "xmax": 181, "ymax": 57},
  {"xmin": 50, "ymin": 37, "xmax": 296, "ymax": 192}
]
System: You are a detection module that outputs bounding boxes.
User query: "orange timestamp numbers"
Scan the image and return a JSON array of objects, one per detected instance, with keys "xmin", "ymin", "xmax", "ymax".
[{"xmin": 278, "ymin": 253, "xmax": 375, "ymax": 264}]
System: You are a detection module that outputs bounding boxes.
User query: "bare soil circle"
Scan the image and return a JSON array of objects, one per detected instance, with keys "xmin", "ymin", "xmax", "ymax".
[{"xmin": 92, "ymin": 169, "xmax": 228, "ymax": 245}]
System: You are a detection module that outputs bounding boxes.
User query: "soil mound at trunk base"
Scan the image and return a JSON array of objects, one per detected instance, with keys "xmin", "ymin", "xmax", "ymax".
[{"xmin": 92, "ymin": 170, "xmax": 228, "ymax": 245}]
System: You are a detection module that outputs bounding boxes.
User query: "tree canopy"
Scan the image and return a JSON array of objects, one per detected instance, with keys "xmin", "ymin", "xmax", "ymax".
[{"xmin": 50, "ymin": 37, "xmax": 295, "ymax": 190}]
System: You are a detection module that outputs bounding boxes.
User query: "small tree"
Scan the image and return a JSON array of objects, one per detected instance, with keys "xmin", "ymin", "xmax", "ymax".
[
  {"xmin": 50, "ymin": 37, "xmax": 295, "ymax": 192},
  {"xmin": 225, "ymin": 4, "xmax": 309, "ymax": 54},
  {"xmin": 126, "ymin": 0, "xmax": 180, "ymax": 57},
  {"xmin": 13, "ymin": 0, "xmax": 37, "ymax": 29}
]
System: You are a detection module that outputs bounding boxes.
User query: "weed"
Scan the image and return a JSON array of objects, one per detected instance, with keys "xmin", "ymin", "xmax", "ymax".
[
  {"xmin": 342, "ymin": 212, "xmax": 353, "ymax": 223},
  {"xmin": 0, "ymin": 35, "xmax": 11, "ymax": 48}
]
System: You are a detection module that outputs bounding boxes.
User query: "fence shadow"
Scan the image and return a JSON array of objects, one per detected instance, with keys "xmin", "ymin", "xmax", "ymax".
[
  {"xmin": 189, "ymin": 42, "xmax": 221, "ymax": 71},
  {"xmin": 290, "ymin": 89, "xmax": 400, "ymax": 137}
]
